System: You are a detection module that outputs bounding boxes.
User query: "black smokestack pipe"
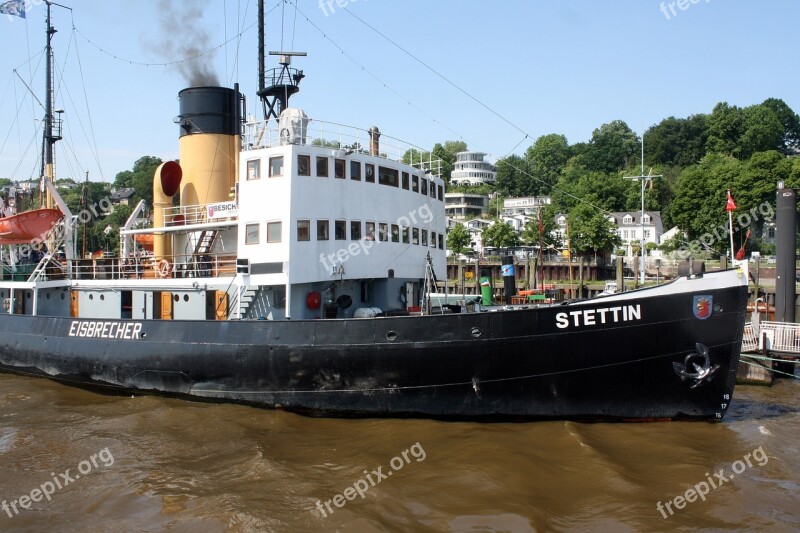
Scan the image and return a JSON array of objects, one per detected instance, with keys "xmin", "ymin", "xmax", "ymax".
[
  {"xmin": 775, "ymin": 185, "xmax": 796, "ymax": 323},
  {"xmin": 502, "ymin": 255, "xmax": 515, "ymax": 305}
]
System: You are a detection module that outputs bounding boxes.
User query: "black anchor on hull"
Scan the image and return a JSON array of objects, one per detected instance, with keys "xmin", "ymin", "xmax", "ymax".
[{"xmin": 673, "ymin": 343, "xmax": 720, "ymax": 389}]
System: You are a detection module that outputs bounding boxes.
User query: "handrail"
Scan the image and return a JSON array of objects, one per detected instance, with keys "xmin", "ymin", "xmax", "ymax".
[
  {"xmin": 69, "ymin": 252, "xmax": 238, "ymax": 281},
  {"xmin": 243, "ymin": 118, "xmax": 443, "ymax": 179}
]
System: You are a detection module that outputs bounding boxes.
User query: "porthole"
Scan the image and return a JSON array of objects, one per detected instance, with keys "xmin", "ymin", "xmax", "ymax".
[
  {"xmin": 471, "ymin": 327, "xmax": 482, "ymax": 338},
  {"xmin": 173, "ymin": 294, "xmax": 180, "ymax": 302},
  {"xmin": 183, "ymin": 294, "xmax": 189, "ymax": 302},
  {"xmin": 89, "ymin": 294, "xmax": 94, "ymax": 300},
  {"xmin": 386, "ymin": 331, "xmax": 398, "ymax": 342},
  {"xmin": 100, "ymin": 294, "xmax": 105, "ymax": 301}
]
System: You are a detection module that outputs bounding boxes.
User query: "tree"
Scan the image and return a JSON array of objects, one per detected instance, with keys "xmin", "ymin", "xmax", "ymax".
[
  {"xmin": 446, "ymin": 223, "xmax": 471, "ymax": 256},
  {"xmin": 567, "ymin": 204, "xmax": 621, "ymax": 259},
  {"xmin": 644, "ymin": 114, "xmax": 708, "ymax": 168},
  {"xmin": 432, "ymin": 140, "xmax": 467, "ymax": 182},
  {"xmin": 494, "ymin": 154, "xmax": 530, "ymax": 197},
  {"xmin": 524, "ymin": 133, "xmax": 570, "ymax": 195},
  {"xmin": 761, "ymin": 98, "xmax": 800, "ymax": 153},
  {"xmin": 482, "ymin": 221, "xmax": 520, "ymax": 249},
  {"xmin": 670, "ymin": 153, "xmax": 741, "ymax": 248},
  {"xmin": 581, "ymin": 120, "xmax": 640, "ymax": 173},
  {"xmin": 706, "ymin": 102, "xmax": 744, "ymax": 156},
  {"xmin": 520, "ymin": 205, "xmax": 561, "ymax": 249},
  {"xmin": 114, "ymin": 155, "xmax": 163, "ymax": 207},
  {"xmin": 739, "ymin": 105, "xmax": 784, "ymax": 158}
]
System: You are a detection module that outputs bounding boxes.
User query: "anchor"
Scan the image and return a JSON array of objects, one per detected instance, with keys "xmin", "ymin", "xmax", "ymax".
[{"xmin": 673, "ymin": 343, "xmax": 720, "ymax": 389}]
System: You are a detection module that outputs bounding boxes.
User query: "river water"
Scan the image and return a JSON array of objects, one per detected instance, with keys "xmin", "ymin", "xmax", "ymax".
[{"xmin": 0, "ymin": 372, "xmax": 797, "ymax": 532}]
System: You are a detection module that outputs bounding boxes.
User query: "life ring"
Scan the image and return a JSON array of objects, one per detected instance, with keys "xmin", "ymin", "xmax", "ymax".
[{"xmin": 156, "ymin": 259, "xmax": 171, "ymax": 278}]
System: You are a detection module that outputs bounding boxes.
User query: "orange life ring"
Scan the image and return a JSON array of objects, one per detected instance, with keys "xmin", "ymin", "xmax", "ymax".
[{"xmin": 156, "ymin": 259, "xmax": 171, "ymax": 278}]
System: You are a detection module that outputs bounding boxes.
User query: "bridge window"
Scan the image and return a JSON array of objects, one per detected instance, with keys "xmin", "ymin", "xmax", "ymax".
[
  {"xmin": 378, "ymin": 166, "xmax": 399, "ymax": 187},
  {"xmin": 335, "ymin": 158, "xmax": 346, "ymax": 179},
  {"xmin": 297, "ymin": 155, "xmax": 311, "ymax": 176},
  {"xmin": 438, "ymin": 234, "xmax": 444, "ymax": 249},
  {"xmin": 365, "ymin": 163, "xmax": 375, "ymax": 183},
  {"xmin": 245, "ymin": 223, "xmax": 259, "ymax": 244},
  {"xmin": 421, "ymin": 229, "xmax": 428, "ymax": 246},
  {"xmin": 438, "ymin": 184, "xmax": 443, "ymax": 201},
  {"xmin": 351, "ymin": 221, "xmax": 362, "ymax": 240},
  {"xmin": 366, "ymin": 222, "xmax": 376, "ymax": 241},
  {"xmin": 421, "ymin": 178, "xmax": 428, "ymax": 196},
  {"xmin": 350, "ymin": 161, "xmax": 361, "ymax": 181},
  {"xmin": 412, "ymin": 175, "xmax": 419, "ymax": 192},
  {"xmin": 316, "ymin": 156, "xmax": 329, "ymax": 177},
  {"xmin": 269, "ymin": 156, "xmax": 284, "ymax": 177},
  {"xmin": 297, "ymin": 219, "xmax": 310, "ymax": 241},
  {"xmin": 402, "ymin": 227, "xmax": 410, "ymax": 244},
  {"xmin": 391, "ymin": 224, "xmax": 400, "ymax": 243},
  {"xmin": 412, "ymin": 228, "xmax": 419, "ymax": 245},
  {"xmin": 402, "ymin": 172, "xmax": 409, "ymax": 190},
  {"xmin": 379, "ymin": 223, "xmax": 388, "ymax": 242},
  {"xmin": 247, "ymin": 160, "xmax": 260, "ymax": 180},
  {"xmin": 335, "ymin": 220, "xmax": 347, "ymax": 240},
  {"xmin": 317, "ymin": 220, "xmax": 329, "ymax": 241}
]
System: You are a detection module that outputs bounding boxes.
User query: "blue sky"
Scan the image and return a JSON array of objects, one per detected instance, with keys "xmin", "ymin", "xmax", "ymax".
[{"xmin": 1, "ymin": 0, "xmax": 798, "ymax": 183}]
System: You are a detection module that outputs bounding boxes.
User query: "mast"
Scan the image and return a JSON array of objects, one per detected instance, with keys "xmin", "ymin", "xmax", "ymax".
[
  {"xmin": 41, "ymin": 1, "xmax": 69, "ymax": 209},
  {"xmin": 255, "ymin": 0, "xmax": 305, "ymax": 121}
]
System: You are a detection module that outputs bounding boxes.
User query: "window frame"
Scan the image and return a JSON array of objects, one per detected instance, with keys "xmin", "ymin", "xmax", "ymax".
[
  {"xmin": 297, "ymin": 155, "xmax": 311, "ymax": 176},
  {"xmin": 269, "ymin": 156, "xmax": 284, "ymax": 177},
  {"xmin": 316, "ymin": 156, "xmax": 329, "ymax": 177},
  {"xmin": 317, "ymin": 219, "xmax": 330, "ymax": 241},
  {"xmin": 245, "ymin": 223, "xmax": 260, "ymax": 245},
  {"xmin": 297, "ymin": 219, "xmax": 310, "ymax": 241},
  {"xmin": 246, "ymin": 159, "xmax": 261, "ymax": 181},
  {"xmin": 266, "ymin": 221, "xmax": 282, "ymax": 243}
]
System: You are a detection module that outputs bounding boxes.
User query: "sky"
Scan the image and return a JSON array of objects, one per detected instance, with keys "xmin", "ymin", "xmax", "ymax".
[{"xmin": 0, "ymin": 0, "xmax": 798, "ymax": 184}]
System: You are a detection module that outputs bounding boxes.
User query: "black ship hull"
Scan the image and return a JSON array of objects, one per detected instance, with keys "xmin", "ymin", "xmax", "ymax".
[{"xmin": 0, "ymin": 271, "xmax": 748, "ymax": 421}]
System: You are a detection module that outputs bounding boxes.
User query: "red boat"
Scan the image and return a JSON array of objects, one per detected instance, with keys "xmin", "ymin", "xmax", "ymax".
[{"xmin": 0, "ymin": 208, "xmax": 63, "ymax": 245}]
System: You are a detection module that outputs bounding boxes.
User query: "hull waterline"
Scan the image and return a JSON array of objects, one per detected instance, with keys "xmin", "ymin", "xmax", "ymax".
[{"xmin": 0, "ymin": 270, "xmax": 748, "ymax": 421}]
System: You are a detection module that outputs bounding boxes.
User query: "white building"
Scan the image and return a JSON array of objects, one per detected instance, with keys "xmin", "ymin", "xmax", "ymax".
[
  {"xmin": 445, "ymin": 192, "xmax": 490, "ymax": 219},
  {"xmin": 450, "ymin": 151, "xmax": 496, "ymax": 186},
  {"xmin": 611, "ymin": 211, "xmax": 664, "ymax": 257},
  {"xmin": 503, "ymin": 196, "xmax": 551, "ymax": 217}
]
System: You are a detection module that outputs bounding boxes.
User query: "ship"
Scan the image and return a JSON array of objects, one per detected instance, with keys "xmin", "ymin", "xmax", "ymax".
[{"xmin": 0, "ymin": 1, "xmax": 749, "ymax": 421}]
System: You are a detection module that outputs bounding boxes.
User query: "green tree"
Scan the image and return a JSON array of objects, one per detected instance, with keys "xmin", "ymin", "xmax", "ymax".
[
  {"xmin": 524, "ymin": 133, "xmax": 570, "ymax": 195},
  {"xmin": 114, "ymin": 155, "xmax": 163, "ymax": 207},
  {"xmin": 761, "ymin": 98, "xmax": 800, "ymax": 153},
  {"xmin": 446, "ymin": 223, "xmax": 472, "ymax": 256},
  {"xmin": 581, "ymin": 120, "xmax": 640, "ymax": 173},
  {"xmin": 567, "ymin": 204, "xmax": 620, "ymax": 259},
  {"xmin": 494, "ymin": 154, "xmax": 530, "ymax": 197},
  {"xmin": 670, "ymin": 153, "xmax": 742, "ymax": 246},
  {"xmin": 432, "ymin": 140, "xmax": 467, "ymax": 182},
  {"xmin": 739, "ymin": 105, "xmax": 784, "ymax": 158},
  {"xmin": 482, "ymin": 221, "xmax": 520, "ymax": 249},
  {"xmin": 520, "ymin": 205, "xmax": 561, "ymax": 249},
  {"xmin": 706, "ymin": 102, "xmax": 744, "ymax": 156},
  {"xmin": 644, "ymin": 114, "xmax": 708, "ymax": 167}
]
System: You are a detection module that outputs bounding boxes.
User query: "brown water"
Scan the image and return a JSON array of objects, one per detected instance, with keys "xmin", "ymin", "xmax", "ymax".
[{"xmin": 0, "ymin": 372, "xmax": 798, "ymax": 532}]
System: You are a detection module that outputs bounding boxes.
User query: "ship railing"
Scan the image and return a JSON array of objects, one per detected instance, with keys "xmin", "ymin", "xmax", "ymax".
[
  {"xmin": 69, "ymin": 253, "xmax": 239, "ymax": 280},
  {"xmin": 759, "ymin": 321, "xmax": 800, "ymax": 354},
  {"xmin": 163, "ymin": 202, "xmax": 238, "ymax": 227},
  {"xmin": 741, "ymin": 322, "xmax": 759, "ymax": 352},
  {"xmin": 243, "ymin": 118, "xmax": 443, "ymax": 179}
]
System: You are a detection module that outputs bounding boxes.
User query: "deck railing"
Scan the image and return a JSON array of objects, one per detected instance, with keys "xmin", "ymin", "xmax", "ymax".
[
  {"xmin": 68, "ymin": 253, "xmax": 238, "ymax": 281},
  {"xmin": 243, "ymin": 118, "xmax": 443, "ymax": 178}
]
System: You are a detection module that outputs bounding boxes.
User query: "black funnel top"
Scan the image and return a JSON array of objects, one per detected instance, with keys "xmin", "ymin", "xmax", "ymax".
[{"xmin": 178, "ymin": 86, "xmax": 238, "ymax": 137}]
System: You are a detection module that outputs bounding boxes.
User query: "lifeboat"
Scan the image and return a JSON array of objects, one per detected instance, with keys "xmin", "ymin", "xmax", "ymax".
[
  {"xmin": 0, "ymin": 208, "xmax": 63, "ymax": 245},
  {"xmin": 134, "ymin": 234, "xmax": 154, "ymax": 251}
]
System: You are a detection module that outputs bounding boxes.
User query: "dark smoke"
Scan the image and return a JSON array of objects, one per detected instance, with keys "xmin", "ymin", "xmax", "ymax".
[{"xmin": 153, "ymin": 0, "xmax": 220, "ymax": 86}]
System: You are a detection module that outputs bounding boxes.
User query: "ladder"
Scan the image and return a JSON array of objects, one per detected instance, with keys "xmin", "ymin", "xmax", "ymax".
[{"xmin": 194, "ymin": 230, "xmax": 218, "ymax": 255}]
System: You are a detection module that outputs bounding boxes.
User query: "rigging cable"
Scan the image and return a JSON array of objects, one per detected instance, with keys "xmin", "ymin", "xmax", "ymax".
[{"xmin": 70, "ymin": 18, "xmax": 104, "ymax": 180}]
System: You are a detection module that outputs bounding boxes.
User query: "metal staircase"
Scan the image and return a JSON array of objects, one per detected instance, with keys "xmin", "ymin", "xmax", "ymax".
[{"xmin": 194, "ymin": 230, "xmax": 218, "ymax": 255}]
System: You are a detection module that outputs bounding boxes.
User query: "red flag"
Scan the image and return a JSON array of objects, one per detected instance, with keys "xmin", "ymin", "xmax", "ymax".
[
  {"xmin": 725, "ymin": 190, "xmax": 736, "ymax": 212},
  {"xmin": 735, "ymin": 229, "xmax": 751, "ymax": 260}
]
